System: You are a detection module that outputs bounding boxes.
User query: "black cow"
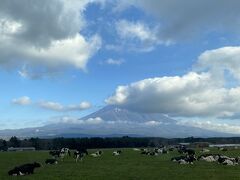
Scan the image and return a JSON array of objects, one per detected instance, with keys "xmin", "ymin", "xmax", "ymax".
[{"xmin": 8, "ymin": 162, "xmax": 41, "ymax": 176}]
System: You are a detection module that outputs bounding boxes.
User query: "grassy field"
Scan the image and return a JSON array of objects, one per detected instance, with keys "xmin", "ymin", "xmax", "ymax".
[{"xmin": 0, "ymin": 148, "xmax": 240, "ymax": 180}]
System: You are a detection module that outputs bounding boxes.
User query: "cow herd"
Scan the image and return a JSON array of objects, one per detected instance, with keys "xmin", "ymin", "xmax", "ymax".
[
  {"xmin": 7, "ymin": 146, "xmax": 239, "ymax": 176},
  {"xmin": 171, "ymin": 146, "xmax": 240, "ymax": 166},
  {"xmin": 8, "ymin": 147, "xmax": 123, "ymax": 176}
]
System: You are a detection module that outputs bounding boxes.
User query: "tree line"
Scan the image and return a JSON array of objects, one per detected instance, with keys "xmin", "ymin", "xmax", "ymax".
[{"xmin": 0, "ymin": 136, "xmax": 240, "ymax": 150}]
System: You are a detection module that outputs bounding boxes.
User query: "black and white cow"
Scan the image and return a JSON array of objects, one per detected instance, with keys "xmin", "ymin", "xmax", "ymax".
[
  {"xmin": 45, "ymin": 159, "xmax": 58, "ymax": 165},
  {"xmin": 91, "ymin": 150, "xmax": 102, "ymax": 157},
  {"xmin": 59, "ymin": 148, "xmax": 71, "ymax": 161},
  {"xmin": 198, "ymin": 154, "xmax": 220, "ymax": 162},
  {"xmin": 49, "ymin": 148, "xmax": 70, "ymax": 160},
  {"xmin": 113, "ymin": 150, "xmax": 122, "ymax": 156},
  {"xmin": 217, "ymin": 155, "xmax": 238, "ymax": 166},
  {"xmin": 8, "ymin": 167, "xmax": 24, "ymax": 176},
  {"xmin": 141, "ymin": 149, "xmax": 158, "ymax": 156},
  {"xmin": 140, "ymin": 148, "xmax": 149, "ymax": 155},
  {"xmin": 8, "ymin": 162, "xmax": 41, "ymax": 176},
  {"xmin": 61, "ymin": 148, "xmax": 71, "ymax": 156},
  {"xmin": 74, "ymin": 148, "xmax": 88, "ymax": 162},
  {"xmin": 171, "ymin": 155, "xmax": 196, "ymax": 164}
]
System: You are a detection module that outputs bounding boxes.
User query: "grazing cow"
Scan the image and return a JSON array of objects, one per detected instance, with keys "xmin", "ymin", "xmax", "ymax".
[
  {"xmin": 61, "ymin": 148, "xmax": 71, "ymax": 156},
  {"xmin": 222, "ymin": 159, "xmax": 236, "ymax": 166},
  {"xmin": 91, "ymin": 150, "xmax": 102, "ymax": 157},
  {"xmin": 198, "ymin": 154, "xmax": 220, "ymax": 162},
  {"xmin": 200, "ymin": 156, "xmax": 216, "ymax": 162},
  {"xmin": 8, "ymin": 162, "xmax": 41, "ymax": 176},
  {"xmin": 49, "ymin": 148, "xmax": 71, "ymax": 160},
  {"xmin": 58, "ymin": 148, "xmax": 71, "ymax": 161},
  {"xmin": 74, "ymin": 148, "xmax": 88, "ymax": 162},
  {"xmin": 235, "ymin": 157, "xmax": 240, "ymax": 163},
  {"xmin": 153, "ymin": 148, "xmax": 168, "ymax": 155},
  {"xmin": 217, "ymin": 155, "xmax": 238, "ymax": 165},
  {"xmin": 45, "ymin": 159, "xmax": 58, "ymax": 165},
  {"xmin": 171, "ymin": 155, "xmax": 196, "ymax": 164},
  {"xmin": 113, "ymin": 150, "xmax": 122, "ymax": 156},
  {"xmin": 141, "ymin": 148, "xmax": 160, "ymax": 156}
]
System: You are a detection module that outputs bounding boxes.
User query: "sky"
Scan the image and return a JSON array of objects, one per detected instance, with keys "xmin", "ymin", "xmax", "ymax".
[{"xmin": 1, "ymin": 0, "xmax": 240, "ymax": 134}]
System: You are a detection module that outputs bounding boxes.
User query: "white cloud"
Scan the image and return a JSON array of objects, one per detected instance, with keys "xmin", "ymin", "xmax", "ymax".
[
  {"xmin": 85, "ymin": 117, "xmax": 103, "ymax": 124},
  {"xmin": 178, "ymin": 120, "xmax": 240, "ymax": 135},
  {"xmin": 116, "ymin": 20, "xmax": 158, "ymax": 43},
  {"xmin": 12, "ymin": 96, "xmax": 31, "ymax": 105},
  {"xmin": 55, "ymin": 116, "xmax": 84, "ymax": 124},
  {"xmin": 106, "ymin": 46, "xmax": 240, "ymax": 119},
  {"xmin": 52, "ymin": 116, "xmax": 104, "ymax": 125},
  {"xmin": 67, "ymin": 101, "xmax": 92, "ymax": 111},
  {"xmin": 104, "ymin": 58, "xmax": 124, "ymax": 65},
  {"xmin": 114, "ymin": 20, "xmax": 167, "ymax": 51},
  {"xmin": 195, "ymin": 46, "xmax": 240, "ymax": 81},
  {"xmin": 144, "ymin": 120, "xmax": 162, "ymax": 126},
  {"xmin": 38, "ymin": 100, "xmax": 92, "ymax": 112},
  {"xmin": 0, "ymin": 0, "xmax": 102, "ymax": 78},
  {"xmin": 116, "ymin": 0, "xmax": 240, "ymax": 41},
  {"xmin": 39, "ymin": 101, "xmax": 64, "ymax": 111}
]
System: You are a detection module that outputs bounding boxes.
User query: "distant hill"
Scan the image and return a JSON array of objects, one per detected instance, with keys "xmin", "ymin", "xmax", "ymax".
[{"xmin": 0, "ymin": 106, "xmax": 237, "ymax": 139}]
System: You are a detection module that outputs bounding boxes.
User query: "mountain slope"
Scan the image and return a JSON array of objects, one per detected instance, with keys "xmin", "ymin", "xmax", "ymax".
[
  {"xmin": 0, "ymin": 106, "xmax": 237, "ymax": 138},
  {"xmin": 83, "ymin": 105, "xmax": 176, "ymax": 123}
]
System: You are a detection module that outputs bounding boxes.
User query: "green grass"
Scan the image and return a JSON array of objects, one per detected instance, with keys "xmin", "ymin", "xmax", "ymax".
[{"xmin": 0, "ymin": 148, "xmax": 240, "ymax": 180}]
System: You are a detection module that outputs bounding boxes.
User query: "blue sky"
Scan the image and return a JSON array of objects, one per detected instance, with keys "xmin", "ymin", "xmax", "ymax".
[{"xmin": 1, "ymin": 0, "xmax": 240, "ymax": 134}]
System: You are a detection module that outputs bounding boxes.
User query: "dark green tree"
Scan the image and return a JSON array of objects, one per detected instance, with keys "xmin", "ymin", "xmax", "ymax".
[{"xmin": 9, "ymin": 136, "xmax": 20, "ymax": 147}]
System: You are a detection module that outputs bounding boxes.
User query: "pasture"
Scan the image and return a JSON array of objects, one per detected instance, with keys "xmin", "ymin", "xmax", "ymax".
[{"xmin": 0, "ymin": 148, "xmax": 240, "ymax": 180}]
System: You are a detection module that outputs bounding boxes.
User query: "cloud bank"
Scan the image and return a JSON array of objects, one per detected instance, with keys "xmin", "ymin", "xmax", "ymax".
[
  {"xmin": 38, "ymin": 101, "xmax": 91, "ymax": 112},
  {"xmin": 106, "ymin": 46, "xmax": 240, "ymax": 119},
  {"xmin": 117, "ymin": 0, "xmax": 240, "ymax": 42},
  {"xmin": 12, "ymin": 96, "xmax": 91, "ymax": 112},
  {"xmin": 0, "ymin": 0, "xmax": 101, "ymax": 78}
]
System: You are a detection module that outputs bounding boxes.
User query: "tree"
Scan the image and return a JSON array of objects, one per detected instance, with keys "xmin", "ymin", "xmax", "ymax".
[
  {"xmin": 29, "ymin": 138, "xmax": 40, "ymax": 150},
  {"xmin": 9, "ymin": 136, "xmax": 20, "ymax": 147}
]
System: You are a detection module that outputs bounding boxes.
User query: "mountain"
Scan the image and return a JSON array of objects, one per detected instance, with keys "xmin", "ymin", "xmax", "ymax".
[
  {"xmin": 0, "ymin": 106, "xmax": 237, "ymax": 138},
  {"xmin": 82, "ymin": 105, "xmax": 176, "ymax": 124}
]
